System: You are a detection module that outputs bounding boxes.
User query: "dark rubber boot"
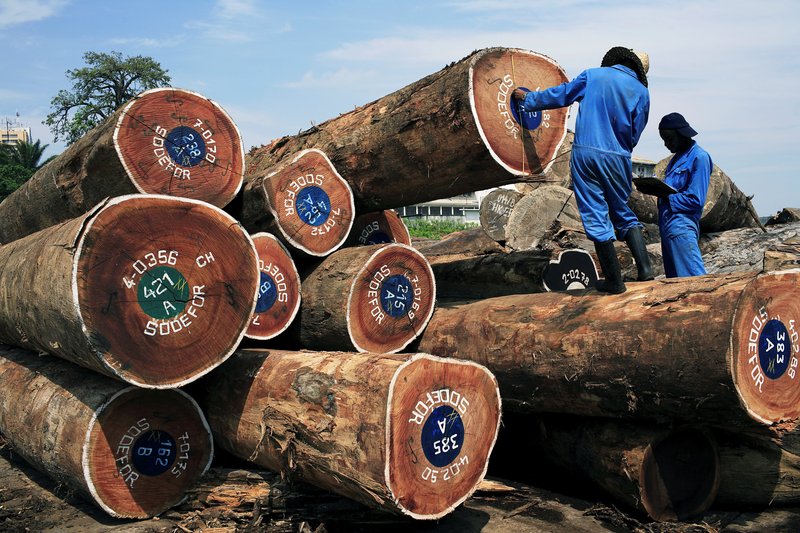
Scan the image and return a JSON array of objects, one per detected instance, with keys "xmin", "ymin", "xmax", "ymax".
[
  {"xmin": 624, "ymin": 226, "xmax": 654, "ymax": 281},
  {"xmin": 594, "ymin": 240, "xmax": 626, "ymax": 294}
]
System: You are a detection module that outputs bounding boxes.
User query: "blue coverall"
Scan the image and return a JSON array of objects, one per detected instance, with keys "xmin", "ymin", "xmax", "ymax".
[
  {"xmin": 519, "ymin": 65, "xmax": 650, "ymax": 242},
  {"xmin": 658, "ymin": 142, "xmax": 712, "ymax": 277}
]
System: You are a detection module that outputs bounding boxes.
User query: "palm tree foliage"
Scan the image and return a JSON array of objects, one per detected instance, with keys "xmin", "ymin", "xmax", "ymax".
[{"xmin": 0, "ymin": 139, "xmax": 54, "ymax": 170}]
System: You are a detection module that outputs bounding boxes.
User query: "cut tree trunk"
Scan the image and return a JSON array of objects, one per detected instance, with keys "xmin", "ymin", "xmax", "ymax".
[
  {"xmin": 245, "ymin": 233, "xmax": 301, "ymax": 341},
  {"xmin": 700, "ymin": 222, "xmax": 800, "ymax": 274},
  {"xmin": 244, "ymin": 47, "xmax": 569, "ymax": 213},
  {"xmin": 0, "ymin": 87, "xmax": 244, "ymax": 244},
  {"xmin": 414, "ymin": 227, "xmax": 506, "ymax": 260},
  {"xmin": 519, "ymin": 415, "xmax": 719, "ymax": 521},
  {"xmin": 0, "ymin": 194, "xmax": 258, "ymax": 388},
  {"xmin": 479, "ymin": 188, "xmax": 524, "ymax": 242},
  {"xmin": 345, "ymin": 210, "xmax": 411, "ymax": 247},
  {"xmin": 196, "ymin": 348, "xmax": 501, "ymax": 520},
  {"xmin": 516, "ymin": 129, "xmax": 574, "ymax": 194},
  {"xmin": 0, "ymin": 344, "xmax": 213, "ymax": 518},
  {"xmin": 240, "ymin": 149, "xmax": 355, "ymax": 257},
  {"xmin": 714, "ymin": 423, "xmax": 800, "ymax": 507},
  {"xmin": 298, "ymin": 243, "xmax": 435, "ymax": 353},
  {"xmin": 505, "ymin": 185, "xmax": 583, "ymax": 251},
  {"xmin": 417, "ymin": 270, "xmax": 800, "ymax": 425}
]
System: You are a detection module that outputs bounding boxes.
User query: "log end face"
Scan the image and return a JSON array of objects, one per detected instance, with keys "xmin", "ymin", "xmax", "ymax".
[
  {"xmin": 245, "ymin": 233, "xmax": 301, "ymax": 340},
  {"xmin": 114, "ymin": 88, "xmax": 244, "ymax": 208},
  {"xmin": 345, "ymin": 210, "xmax": 411, "ymax": 247},
  {"xmin": 731, "ymin": 271, "xmax": 800, "ymax": 424},
  {"xmin": 386, "ymin": 354, "xmax": 501, "ymax": 519},
  {"xmin": 469, "ymin": 48, "xmax": 568, "ymax": 176},
  {"xmin": 348, "ymin": 244, "xmax": 436, "ymax": 354},
  {"xmin": 640, "ymin": 427, "xmax": 719, "ymax": 522},
  {"xmin": 77, "ymin": 195, "xmax": 259, "ymax": 387},
  {"xmin": 85, "ymin": 388, "xmax": 213, "ymax": 518}
]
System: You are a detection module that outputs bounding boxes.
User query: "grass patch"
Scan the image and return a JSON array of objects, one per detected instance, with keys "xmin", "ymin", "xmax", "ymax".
[{"xmin": 403, "ymin": 218, "xmax": 475, "ymax": 239}]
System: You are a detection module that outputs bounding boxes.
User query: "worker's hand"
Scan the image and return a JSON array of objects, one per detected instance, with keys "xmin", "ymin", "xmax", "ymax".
[{"xmin": 512, "ymin": 88, "xmax": 529, "ymax": 100}]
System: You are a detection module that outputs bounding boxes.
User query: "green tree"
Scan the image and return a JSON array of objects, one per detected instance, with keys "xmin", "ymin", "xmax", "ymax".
[
  {"xmin": 2, "ymin": 139, "xmax": 55, "ymax": 170},
  {"xmin": 45, "ymin": 51, "xmax": 171, "ymax": 145},
  {"xmin": 0, "ymin": 163, "xmax": 34, "ymax": 200}
]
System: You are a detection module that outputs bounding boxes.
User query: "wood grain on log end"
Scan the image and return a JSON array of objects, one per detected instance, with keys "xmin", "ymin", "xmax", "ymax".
[
  {"xmin": 347, "ymin": 244, "xmax": 436, "ymax": 353},
  {"xmin": 85, "ymin": 387, "xmax": 213, "ymax": 518},
  {"xmin": 114, "ymin": 87, "xmax": 244, "ymax": 208},
  {"xmin": 730, "ymin": 270, "xmax": 800, "ymax": 423},
  {"xmin": 479, "ymin": 188, "xmax": 523, "ymax": 242},
  {"xmin": 386, "ymin": 354, "xmax": 501, "ymax": 519},
  {"xmin": 76, "ymin": 194, "xmax": 259, "ymax": 387},
  {"xmin": 346, "ymin": 210, "xmax": 411, "ymax": 247},
  {"xmin": 245, "ymin": 233, "xmax": 301, "ymax": 340},
  {"xmin": 469, "ymin": 48, "xmax": 569, "ymax": 177},
  {"xmin": 261, "ymin": 149, "xmax": 355, "ymax": 256},
  {"xmin": 506, "ymin": 185, "xmax": 582, "ymax": 251},
  {"xmin": 640, "ymin": 427, "xmax": 719, "ymax": 522}
]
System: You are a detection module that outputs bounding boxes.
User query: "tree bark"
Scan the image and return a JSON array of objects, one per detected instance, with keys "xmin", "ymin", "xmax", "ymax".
[
  {"xmin": 0, "ymin": 87, "xmax": 244, "ymax": 244},
  {"xmin": 700, "ymin": 222, "xmax": 800, "ymax": 274},
  {"xmin": 0, "ymin": 344, "xmax": 213, "ymax": 518},
  {"xmin": 0, "ymin": 194, "xmax": 258, "ymax": 387},
  {"xmin": 417, "ymin": 270, "xmax": 800, "ymax": 425},
  {"xmin": 240, "ymin": 149, "xmax": 355, "ymax": 257},
  {"xmin": 298, "ymin": 243, "xmax": 435, "ymax": 353},
  {"xmin": 479, "ymin": 188, "xmax": 524, "ymax": 242},
  {"xmin": 345, "ymin": 210, "xmax": 411, "ymax": 247},
  {"xmin": 505, "ymin": 185, "xmax": 582, "ymax": 251},
  {"xmin": 246, "ymin": 233, "xmax": 301, "ymax": 341},
  {"xmin": 196, "ymin": 348, "xmax": 501, "ymax": 520},
  {"xmin": 244, "ymin": 47, "xmax": 569, "ymax": 213}
]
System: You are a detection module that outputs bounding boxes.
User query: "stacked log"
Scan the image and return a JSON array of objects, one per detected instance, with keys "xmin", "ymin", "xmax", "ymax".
[
  {"xmin": 0, "ymin": 344, "xmax": 213, "ymax": 518},
  {"xmin": 479, "ymin": 188, "xmax": 523, "ymax": 242},
  {"xmin": 196, "ymin": 348, "xmax": 501, "ymax": 520},
  {"xmin": 298, "ymin": 243, "xmax": 435, "ymax": 353},
  {"xmin": 0, "ymin": 87, "xmax": 244, "ymax": 244},
  {"xmin": 345, "ymin": 210, "xmax": 411, "ymax": 247},
  {"xmin": 504, "ymin": 184, "xmax": 583, "ymax": 251},
  {"xmin": 0, "ymin": 194, "xmax": 259, "ymax": 388},
  {"xmin": 243, "ymin": 47, "xmax": 569, "ymax": 214}
]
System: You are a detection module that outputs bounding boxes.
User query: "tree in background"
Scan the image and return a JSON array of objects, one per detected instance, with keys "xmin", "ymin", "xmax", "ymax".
[
  {"xmin": 0, "ymin": 164, "xmax": 34, "ymax": 200},
  {"xmin": 45, "ymin": 51, "xmax": 171, "ymax": 145},
  {"xmin": 0, "ymin": 139, "xmax": 55, "ymax": 170}
]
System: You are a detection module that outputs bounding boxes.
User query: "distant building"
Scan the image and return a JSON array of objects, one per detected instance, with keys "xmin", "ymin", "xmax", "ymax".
[
  {"xmin": 632, "ymin": 155, "xmax": 657, "ymax": 178},
  {"xmin": 396, "ymin": 192, "xmax": 480, "ymax": 224},
  {"xmin": 2, "ymin": 117, "xmax": 32, "ymax": 145}
]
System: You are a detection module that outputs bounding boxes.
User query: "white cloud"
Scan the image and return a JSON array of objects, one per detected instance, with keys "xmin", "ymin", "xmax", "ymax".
[
  {"xmin": 0, "ymin": 0, "xmax": 67, "ymax": 28},
  {"xmin": 108, "ymin": 36, "xmax": 186, "ymax": 48},
  {"xmin": 280, "ymin": 68, "xmax": 382, "ymax": 89}
]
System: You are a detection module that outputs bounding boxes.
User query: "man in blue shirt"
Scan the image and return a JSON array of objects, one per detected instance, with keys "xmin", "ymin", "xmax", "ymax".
[
  {"xmin": 512, "ymin": 47, "xmax": 651, "ymax": 294},
  {"xmin": 657, "ymin": 112, "xmax": 711, "ymax": 277}
]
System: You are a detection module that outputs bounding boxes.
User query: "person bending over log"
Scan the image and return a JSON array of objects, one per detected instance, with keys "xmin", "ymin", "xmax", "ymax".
[
  {"xmin": 512, "ymin": 46, "xmax": 654, "ymax": 294},
  {"xmin": 656, "ymin": 112, "xmax": 712, "ymax": 277}
]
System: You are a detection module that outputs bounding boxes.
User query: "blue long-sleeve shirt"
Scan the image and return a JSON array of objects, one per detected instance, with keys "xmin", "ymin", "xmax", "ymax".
[
  {"xmin": 519, "ymin": 65, "xmax": 650, "ymax": 156},
  {"xmin": 658, "ymin": 142, "xmax": 712, "ymax": 237}
]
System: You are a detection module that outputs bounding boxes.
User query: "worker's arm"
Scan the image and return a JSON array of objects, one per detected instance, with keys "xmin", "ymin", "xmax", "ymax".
[{"xmin": 513, "ymin": 70, "xmax": 588, "ymax": 112}]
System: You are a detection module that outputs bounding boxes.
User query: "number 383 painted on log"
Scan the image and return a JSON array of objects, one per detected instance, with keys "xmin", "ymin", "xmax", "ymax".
[{"xmin": 747, "ymin": 307, "xmax": 799, "ymax": 392}]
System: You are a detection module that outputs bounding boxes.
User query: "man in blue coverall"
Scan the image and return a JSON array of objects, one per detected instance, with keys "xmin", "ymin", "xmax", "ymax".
[
  {"xmin": 657, "ymin": 112, "xmax": 711, "ymax": 277},
  {"xmin": 512, "ymin": 47, "xmax": 652, "ymax": 294}
]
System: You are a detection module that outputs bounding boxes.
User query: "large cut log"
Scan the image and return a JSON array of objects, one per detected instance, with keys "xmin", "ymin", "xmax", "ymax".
[
  {"xmin": 0, "ymin": 344, "xmax": 213, "ymax": 518},
  {"xmin": 298, "ymin": 243, "xmax": 435, "ymax": 353},
  {"xmin": 700, "ymin": 222, "xmax": 800, "ymax": 274},
  {"xmin": 0, "ymin": 194, "xmax": 258, "ymax": 387},
  {"xmin": 714, "ymin": 423, "xmax": 800, "ymax": 507},
  {"xmin": 245, "ymin": 47, "xmax": 569, "ymax": 213},
  {"xmin": 479, "ymin": 188, "xmax": 524, "ymax": 242},
  {"xmin": 245, "ymin": 232, "xmax": 301, "ymax": 341},
  {"xmin": 495, "ymin": 413, "xmax": 719, "ymax": 521},
  {"xmin": 0, "ymin": 87, "xmax": 244, "ymax": 244},
  {"xmin": 631, "ymin": 158, "xmax": 760, "ymax": 232},
  {"xmin": 516, "ymin": 129, "xmax": 574, "ymax": 194},
  {"xmin": 418, "ymin": 270, "xmax": 800, "ymax": 425},
  {"xmin": 197, "ymin": 348, "xmax": 501, "ymax": 520},
  {"xmin": 240, "ymin": 149, "xmax": 355, "ymax": 257},
  {"xmin": 505, "ymin": 185, "xmax": 583, "ymax": 251},
  {"xmin": 345, "ymin": 210, "xmax": 411, "ymax": 247}
]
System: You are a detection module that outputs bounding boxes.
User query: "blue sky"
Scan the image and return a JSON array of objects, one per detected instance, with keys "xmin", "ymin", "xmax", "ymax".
[{"xmin": 1, "ymin": 0, "xmax": 798, "ymax": 217}]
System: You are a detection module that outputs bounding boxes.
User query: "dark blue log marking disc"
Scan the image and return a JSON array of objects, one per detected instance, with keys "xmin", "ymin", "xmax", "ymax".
[
  {"xmin": 296, "ymin": 186, "xmax": 331, "ymax": 227},
  {"xmin": 363, "ymin": 231, "xmax": 391, "ymax": 245},
  {"xmin": 137, "ymin": 266, "xmax": 189, "ymax": 319},
  {"xmin": 759, "ymin": 319, "xmax": 792, "ymax": 380},
  {"xmin": 380, "ymin": 274, "xmax": 413, "ymax": 318},
  {"xmin": 255, "ymin": 271, "xmax": 278, "ymax": 313},
  {"xmin": 132, "ymin": 430, "xmax": 177, "ymax": 476},
  {"xmin": 421, "ymin": 405, "xmax": 465, "ymax": 467},
  {"xmin": 166, "ymin": 126, "xmax": 206, "ymax": 167},
  {"xmin": 509, "ymin": 86, "xmax": 544, "ymax": 130}
]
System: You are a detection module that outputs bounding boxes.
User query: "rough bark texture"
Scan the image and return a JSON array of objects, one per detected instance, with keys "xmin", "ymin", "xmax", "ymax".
[
  {"xmin": 239, "ymin": 149, "xmax": 355, "ymax": 257},
  {"xmin": 246, "ymin": 233, "xmax": 301, "ymax": 341},
  {"xmin": 417, "ymin": 270, "xmax": 800, "ymax": 425},
  {"xmin": 766, "ymin": 208, "xmax": 800, "ymax": 226},
  {"xmin": 505, "ymin": 185, "xmax": 582, "ymax": 251},
  {"xmin": 0, "ymin": 88, "xmax": 244, "ymax": 244},
  {"xmin": 196, "ymin": 349, "xmax": 501, "ymax": 520},
  {"xmin": 245, "ymin": 48, "xmax": 569, "ymax": 213},
  {"xmin": 0, "ymin": 344, "xmax": 213, "ymax": 518},
  {"xmin": 0, "ymin": 194, "xmax": 258, "ymax": 387},
  {"xmin": 345, "ymin": 210, "xmax": 411, "ymax": 247},
  {"xmin": 480, "ymin": 188, "xmax": 524, "ymax": 242},
  {"xmin": 298, "ymin": 243, "xmax": 435, "ymax": 353},
  {"xmin": 700, "ymin": 222, "xmax": 800, "ymax": 274}
]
